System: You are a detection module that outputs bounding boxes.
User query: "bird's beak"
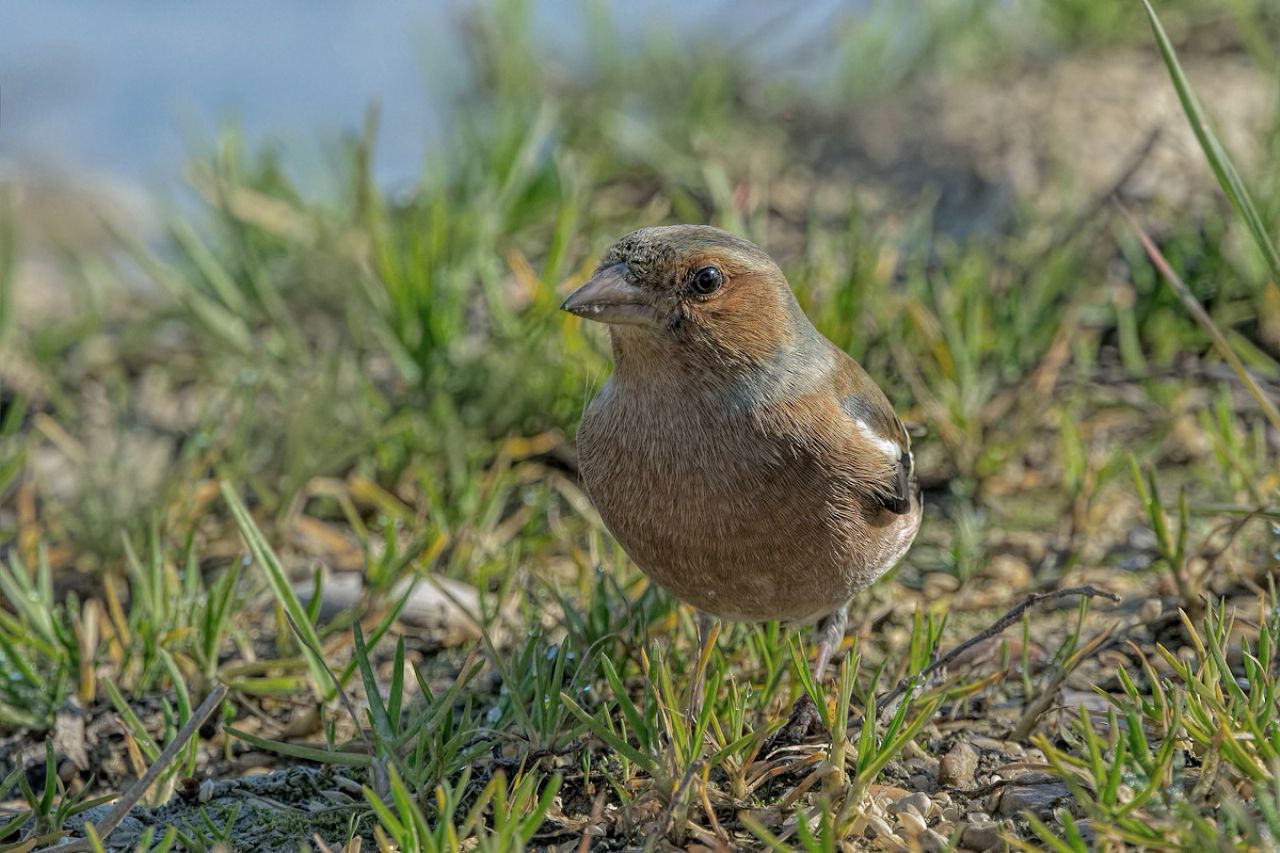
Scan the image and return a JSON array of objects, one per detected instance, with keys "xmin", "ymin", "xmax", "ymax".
[{"xmin": 560, "ymin": 263, "xmax": 659, "ymax": 327}]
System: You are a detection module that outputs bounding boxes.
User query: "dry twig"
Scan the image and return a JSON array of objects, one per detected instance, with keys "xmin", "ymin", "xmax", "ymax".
[
  {"xmin": 873, "ymin": 586, "xmax": 1121, "ymax": 715},
  {"xmin": 49, "ymin": 685, "xmax": 229, "ymax": 853}
]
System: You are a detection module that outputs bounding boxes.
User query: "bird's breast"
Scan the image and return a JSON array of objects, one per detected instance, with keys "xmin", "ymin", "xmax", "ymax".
[{"xmin": 576, "ymin": 380, "xmax": 875, "ymax": 623}]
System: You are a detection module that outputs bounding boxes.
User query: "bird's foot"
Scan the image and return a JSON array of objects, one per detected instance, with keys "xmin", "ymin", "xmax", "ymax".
[{"xmin": 762, "ymin": 693, "xmax": 829, "ymax": 755}]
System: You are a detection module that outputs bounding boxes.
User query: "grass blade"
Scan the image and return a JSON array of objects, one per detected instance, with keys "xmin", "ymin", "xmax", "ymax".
[
  {"xmin": 225, "ymin": 726, "xmax": 373, "ymax": 767},
  {"xmin": 1141, "ymin": 0, "xmax": 1280, "ymax": 280},
  {"xmin": 221, "ymin": 482, "xmax": 335, "ymax": 700}
]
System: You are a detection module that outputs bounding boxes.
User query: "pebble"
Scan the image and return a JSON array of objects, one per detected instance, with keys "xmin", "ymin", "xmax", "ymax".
[
  {"xmin": 939, "ymin": 740, "xmax": 980, "ymax": 789},
  {"xmin": 889, "ymin": 791, "xmax": 933, "ymax": 818},
  {"xmin": 961, "ymin": 820, "xmax": 1002, "ymax": 851},
  {"xmin": 920, "ymin": 828, "xmax": 951, "ymax": 852},
  {"xmin": 866, "ymin": 814, "xmax": 897, "ymax": 843},
  {"xmin": 1138, "ymin": 597, "xmax": 1164, "ymax": 624},
  {"xmin": 923, "ymin": 572, "xmax": 960, "ymax": 597},
  {"xmin": 905, "ymin": 754, "xmax": 941, "ymax": 778},
  {"xmin": 1073, "ymin": 818, "xmax": 1097, "ymax": 844},
  {"xmin": 987, "ymin": 554, "xmax": 1032, "ymax": 589},
  {"xmin": 968, "ymin": 735, "xmax": 1007, "ymax": 753},
  {"xmin": 293, "ymin": 568, "xmax": 482, "ymax": 642},
  {"xmin": 992, "ymin": 781, "xmax": 1071, "ymax": 817},
  {"xmin": 867, "ymin": 784, "xmax": 912, "ymax": 804},
  {"xmin": 896, "ymin": 807, "xmax": 929, "ymax": 835}
]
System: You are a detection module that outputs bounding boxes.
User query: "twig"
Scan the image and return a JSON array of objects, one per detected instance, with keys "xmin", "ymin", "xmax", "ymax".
[
  {"xmin": 1196, "ymin": 506, "xmax": 1268, "ymax": 591},
  {"xmin": 1189, "ymin": 502, "xmax": 1280, "ymax": 521},
  {"xmin": 50, "ymin": 684, "xmax": 229, "ymax": 853},
  {"xmin": 874, "ymin": 586, "xmax": 1120, "ymax": 713},
  {"xmin": 1017, "ymin": 128, "xmax": 1161, "ymax": 279},
  {"xmin": 577, "ymin": 789, "xmax": 607, "ymax": 853},
  {"xmin": 1116, "ymin": 202, "xmax": 1280, "ymax": 433}
]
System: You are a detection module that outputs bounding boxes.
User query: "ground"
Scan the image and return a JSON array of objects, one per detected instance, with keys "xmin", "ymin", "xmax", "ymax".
[{"xmin": 1, "ymin": 2, "xmax": 1279, "ymax": 851}]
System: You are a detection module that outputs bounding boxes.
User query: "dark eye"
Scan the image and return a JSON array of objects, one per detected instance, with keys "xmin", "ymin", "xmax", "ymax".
[{"xmin": 690, "ymin": 265, "xmax": 723, "ymax": 295}]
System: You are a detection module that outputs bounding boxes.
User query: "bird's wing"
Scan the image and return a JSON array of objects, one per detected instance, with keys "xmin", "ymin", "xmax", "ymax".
[
  {"xmin": 831, "ymin": 357, "xmax": 914, "ymax": 516},
  {"xmin": 839, "ymin": 393, "xmax": 913, "ymax": 514}
]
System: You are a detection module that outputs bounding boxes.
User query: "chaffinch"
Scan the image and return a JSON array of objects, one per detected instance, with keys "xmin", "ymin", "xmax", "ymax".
[{"xmin": 563, "ymin": 225, "xmax": 921, "ymax": 680}]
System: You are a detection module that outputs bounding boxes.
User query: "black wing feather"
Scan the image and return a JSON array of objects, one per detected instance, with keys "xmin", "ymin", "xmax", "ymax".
[{"xmin": 841, "ymin": 393, "xmax": 913, "ymax": 515}]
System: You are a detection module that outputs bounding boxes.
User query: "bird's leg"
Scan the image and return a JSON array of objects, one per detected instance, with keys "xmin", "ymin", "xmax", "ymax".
[
  {"xmin": 810, "ymin": 606, "xmax": 849, "ymax": 684},
  {"xmin": 797, "ymin": 609, "xmax": 849, "ymax": 730},
  {"xmin": 686, "ymin": 610, "xmax": 719, "ymax": 723},
  {"xmin": 764, "ymin": 607, "xmax": 853, "ymax": 755}
]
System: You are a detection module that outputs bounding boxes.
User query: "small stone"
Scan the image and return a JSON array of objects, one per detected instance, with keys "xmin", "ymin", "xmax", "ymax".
[
  {"xmin": 866, "ymin": 814, "xmax": 898, "ymax": 842},
  {"xmin": 889, "ymin": 791, "xmax": 933, "ymax": 818},
  {"xmin": 920, "ymin": 828, "xmax": 950, "ymax": 852},
  {"xmin": 905, "ymin": 755, "xmax": 941, "ymax": 778},
  {"xmin": 995, "ymin": 781, "xmax": 1071, "ymax": 817},
  {"xmin": 293, "ymin": 568, "xmax": 482, "ymax": 644},
  {"xmin": 939, "ymin": 740, "xmax": 980, "ymax": 789},
  {"xmin": 1170, "ymin": 414, "xmax": 1212, "ymax": 458},
  {"xmin": 1073, "ymin": 818, "xmax": 1097, "ymax": 844},
  {"xmin": 896, "ymin": 807, "xmax": 929, "ymax": 835},
  {"xmin": 923, "ymin": 572, "xmax": 960, "ymax": 597},
  {"xmin": 866, "ymin": 784, "xmax": 912, "ymax": 806},
  {"xmin": 1138, "ymin": 597, "xmax": 1163, "ymax": 624},
  {"xmin": 988, "ymin": 554, "xmax": 1031, "ymax": 588},
  {"xmin": 961, "ymin": 821, "xmax": 1002, "ymax": 851},
  {"xmin": 909, "ymin": 773, "xmax": 934, "ymax": 791}
]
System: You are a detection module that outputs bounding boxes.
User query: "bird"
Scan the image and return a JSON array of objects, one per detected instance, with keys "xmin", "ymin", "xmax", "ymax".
[{"xmin": 562, "ymin": 224, "xmax": 921, "ymax": 687}]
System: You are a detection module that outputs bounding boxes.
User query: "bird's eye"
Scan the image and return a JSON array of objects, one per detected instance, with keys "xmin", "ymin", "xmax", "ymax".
[{"xmin": 690, "ymin": 265, "xmax": 723, "ymax": 295}]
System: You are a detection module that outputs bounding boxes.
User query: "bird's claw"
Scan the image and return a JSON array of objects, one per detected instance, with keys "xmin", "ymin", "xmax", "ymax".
[{"xmin": 762, "ymin": 693, "xmax": 828, "ymax": 755}]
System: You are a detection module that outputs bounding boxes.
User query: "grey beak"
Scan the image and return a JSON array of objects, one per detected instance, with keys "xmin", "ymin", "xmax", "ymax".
[{"xmin": 560, "ymin": 263, "xmax": 660, "ymax": 327}]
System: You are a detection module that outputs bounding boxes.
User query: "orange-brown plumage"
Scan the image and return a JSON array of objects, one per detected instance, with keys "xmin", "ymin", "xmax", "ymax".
[{"xmin": 563, "ymin": 225, "xmax": 921, "ymax": 676}]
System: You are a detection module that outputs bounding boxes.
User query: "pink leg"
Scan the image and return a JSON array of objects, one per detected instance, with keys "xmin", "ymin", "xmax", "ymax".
[{"xmin": 811, "ymin": 606, "xmax": 849, "ymax": 683}]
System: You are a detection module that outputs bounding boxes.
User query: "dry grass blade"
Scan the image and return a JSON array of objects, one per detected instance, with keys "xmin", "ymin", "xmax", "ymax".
[{"xmin": 1118, "ymin": 204, "xmax": 1280, "ymax": 433}]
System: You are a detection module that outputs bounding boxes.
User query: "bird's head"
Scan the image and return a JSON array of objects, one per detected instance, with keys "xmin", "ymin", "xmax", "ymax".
[{"xmin": 561, "ymin": 225, "xmax": 808, "ymax": 366}]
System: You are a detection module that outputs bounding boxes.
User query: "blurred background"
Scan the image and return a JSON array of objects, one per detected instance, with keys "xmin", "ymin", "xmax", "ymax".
[
  {"xmin": 1, "ymin": 0, "xmax": 1278, "ymax": 849},
  {"xmin": 3, "ymin": 0, "xmax": 850, "ymax": 187}
]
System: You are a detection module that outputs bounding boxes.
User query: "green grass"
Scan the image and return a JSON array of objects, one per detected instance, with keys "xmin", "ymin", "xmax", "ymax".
[{"xmin": 1, "ymin": 0, "xmax": 1278, "ymax": 849}]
